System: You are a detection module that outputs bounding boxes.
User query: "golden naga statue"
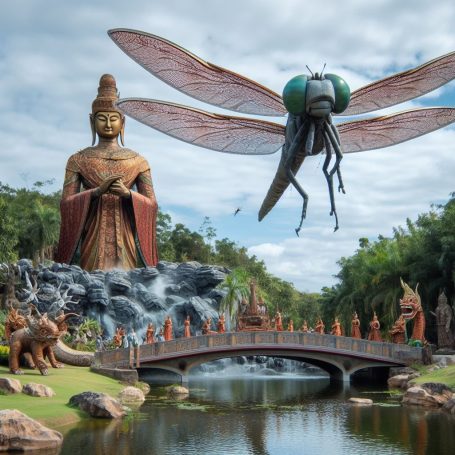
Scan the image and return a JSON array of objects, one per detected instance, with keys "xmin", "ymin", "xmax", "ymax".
[
  {"xmin": 55, "ymin": 74, "xmax": 158, "ymax": 271},
  {"xmin": 399, "ymin": 278, "xmax": 426, "ymax": 344}
]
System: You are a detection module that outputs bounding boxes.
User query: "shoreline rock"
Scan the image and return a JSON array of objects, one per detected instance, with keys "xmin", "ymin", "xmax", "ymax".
[
  {"xmin": 0, "ymin": 409, "xmax": 63, "ymax": 452},
  {"xmin": 387, "ymin": 373, "xmax": 420, "ymax": 390},
  {"xmin": 22, "ymin": 383, "xmax": 56, "ymax": 398},
  {"xmin": 69, "ymin": 391, "xmax": 127, "ymax": 418},
  {"xmin": 166, "ymin": 385, "xmax": 189, "ymax": 398},
  {"xmin": 348, "ymin": 397, "xmax": 373, "ymax": 406},
  {"xmin": 402, "ymin": 382, "xmax": 453, "ymax": 408},
  {"xmin": 118, "ymin": 386, "xmax": 145, "ymax": 404}
]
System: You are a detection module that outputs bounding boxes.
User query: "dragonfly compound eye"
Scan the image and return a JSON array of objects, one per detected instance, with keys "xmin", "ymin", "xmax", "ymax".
[
  {"xmin": 282, "ymin": 75, "xmax": 308, "ymax": 115},
  {"xmin": 324, "ymin": 73, "xmax": 350, "ymax": 114}
]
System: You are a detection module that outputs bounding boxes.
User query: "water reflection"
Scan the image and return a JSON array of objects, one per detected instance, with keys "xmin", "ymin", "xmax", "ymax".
[{"xmin": 60, "ymin": 377, "xmax": 455, "ymax": 455}]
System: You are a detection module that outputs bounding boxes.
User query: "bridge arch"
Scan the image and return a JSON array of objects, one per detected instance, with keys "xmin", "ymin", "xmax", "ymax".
[{"xmin": 94, "ymin": 332, "xmax": 423, "ymax": 384}]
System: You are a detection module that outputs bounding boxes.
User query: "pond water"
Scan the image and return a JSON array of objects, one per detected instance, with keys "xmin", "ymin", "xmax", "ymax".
[{"xmin": 59, "ymin": 373, "xmax": 455, "ymax": 455}]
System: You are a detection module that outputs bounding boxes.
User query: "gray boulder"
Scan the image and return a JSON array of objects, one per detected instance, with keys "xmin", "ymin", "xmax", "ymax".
[
  {"xmin": 69, "ymin": 392, "xmax": 126, "ymax": 418},
  {"xmin": 0, "ymin": 409, "xmax": 63, "ymax": 452},
  {"xmin": 133, "ymin": 283, "xmax": 167, "ymax": 312},
  {"xmin": 175, "ymin": 261, "xmax": 201, "ymax": 281},
  {"xmin": 349, "ymin": 398, "xmax": 373, "ymax": 406},
  {"xmin": 109, "ymin": 296, "xmax": 143, "ymax": 325},
  {"xmin": 442, "ymin": 398, "xmax": 455, "ymax": 414},
  {"xmin": 177, "ymin": 280, "xmax": 198, "ymax": 297},
  {"xmin": 0, "ymin": 377, "xmax": 22, "ymax": 394},
  {"xmin": 87, "ymin": 280, "xmax": 110, "ymax": 307},
  {"xmin": 182, "ymin": 296, "xmax": 219, "ymax": 328},
  {"xmin": 402, "ymin": 382, "xmax": 453, "ymax": 407},
  {"xmin": 118, "ymin": 386, "xmax": 145, "ymax": 404},
  {"xmin": 195, "ymin": 265, "xmax": 227, "ymax": 290},
  {"xmin": 106, "ymin": 271, "xmax": 132, "ymax": 294},
  {"xmin": 22, "ymin": 383, "xmax": 55, "ymax": 398},
  {"xmin": 166, "ymin": 295, "xmax": 186, "ymax": 306}
]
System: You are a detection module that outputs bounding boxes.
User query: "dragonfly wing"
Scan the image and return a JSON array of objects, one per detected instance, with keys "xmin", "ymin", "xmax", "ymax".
[
  {"xmin": 341, "ymin": 51, "xmax": 455, "ymax": 116},
  {"xmin": 108, "ymin": 29, "xmax": 287, "ymax": 117},
  {"xmin": 338, "ymin": 107, "xmax": 455, "ymax": 153},
  {"xmin": 118, "ymin": 98, "xmax": 285, "ymax": 155}
]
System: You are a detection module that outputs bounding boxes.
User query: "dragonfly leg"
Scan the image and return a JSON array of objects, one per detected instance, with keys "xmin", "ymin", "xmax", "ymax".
[
  {"xmin": 283, "ymin": 119, "xmax": 310, "ymax": 235},
  {"xmin": 285, "ymin": 165, "xmax": 309, "ymax": 237},
  {"xmin": 305, "ymin": 121, "xmax": 315, "ymax": 155},
  {"xmin": 325, "ymin": 122, "xmax": 345, "ymax": 194},
  {"xmin": 322, "ymin": 132, "xmax": 339, "ymax": 231}
]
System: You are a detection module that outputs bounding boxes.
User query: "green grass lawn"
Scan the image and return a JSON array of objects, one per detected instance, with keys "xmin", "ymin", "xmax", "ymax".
[
  {"xmin": 0, "ymin": 365, "xmax": 124, "ymax": 428},
  {"xmin": 412, "ymin": 364, "xmax": 455, "ymax": 389}
]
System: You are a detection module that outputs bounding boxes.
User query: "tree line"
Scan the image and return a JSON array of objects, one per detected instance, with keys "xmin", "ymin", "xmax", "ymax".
[
  {"xmin": 1, "ymin": 180, "xmax": 454, "ymax": 342},
  {"xmin": 0, "ymin": 181, "xmax": 320, "ymax": 328},
  {"xmin": 319, "ymin": 194, "xmax": 455, "ymax": 342}
]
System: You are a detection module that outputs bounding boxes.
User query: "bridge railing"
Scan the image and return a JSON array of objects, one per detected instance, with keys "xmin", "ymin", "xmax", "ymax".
[{"xmin": 94, "ymin": 331, "xmax": 422, "ymax": 367}]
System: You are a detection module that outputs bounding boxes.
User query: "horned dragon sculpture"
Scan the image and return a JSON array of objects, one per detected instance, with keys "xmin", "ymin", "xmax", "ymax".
[
  {"xmin": 4, "ymin": 270, "xmax": 94, "ymax": 372},
  {"xmin": 399, "ymin": 278, "xmax": 426, "ymax": 345}
]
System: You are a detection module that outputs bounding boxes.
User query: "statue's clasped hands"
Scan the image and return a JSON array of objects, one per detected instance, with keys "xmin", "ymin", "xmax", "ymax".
[{"xmin": 94, "ymin": 174, "xmax": 131, "ymax": 198}]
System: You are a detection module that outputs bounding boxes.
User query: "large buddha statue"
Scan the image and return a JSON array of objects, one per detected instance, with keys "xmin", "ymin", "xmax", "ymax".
[{"xmin": 56, "ymin": 74, "xmax": 158, "ymax": 270}]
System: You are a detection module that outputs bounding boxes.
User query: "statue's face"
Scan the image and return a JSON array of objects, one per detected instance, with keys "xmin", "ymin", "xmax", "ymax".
[{"xmin": 94, "ymin": 111, "xmax": 123, "ymax": 138}]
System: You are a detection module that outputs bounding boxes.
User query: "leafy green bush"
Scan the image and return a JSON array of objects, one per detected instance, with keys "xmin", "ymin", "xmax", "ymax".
[{"xmin": 0, "ymin": 345, "xmax": 10, "ymax": 365}]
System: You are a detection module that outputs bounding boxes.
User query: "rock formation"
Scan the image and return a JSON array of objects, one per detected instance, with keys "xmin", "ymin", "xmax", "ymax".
[
  {"xmin": 0, "ymin": 409, "xmax": 63, "ymax": 452},
  {"xmin": 69, "ymin": 391, "xmax": 127, "ymax": 418},
  {"xmin": 14, "ymin": 259, "xmax": 228, "ymax": 343}
]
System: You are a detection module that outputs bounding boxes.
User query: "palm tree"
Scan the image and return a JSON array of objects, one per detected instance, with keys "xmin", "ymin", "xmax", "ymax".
[
  {"xmin": 219, "ymin": 268, "xmax": 250, "ymax": 330},
  {"xmin": 28, "ymin": 201, "xmax": 60, "ymax": 264}
]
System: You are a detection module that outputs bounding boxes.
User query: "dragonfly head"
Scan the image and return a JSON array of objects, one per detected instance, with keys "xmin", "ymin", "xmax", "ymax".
[{"xmin": 283, "ymin": 72, "xmax": 350, "ymax": 118}]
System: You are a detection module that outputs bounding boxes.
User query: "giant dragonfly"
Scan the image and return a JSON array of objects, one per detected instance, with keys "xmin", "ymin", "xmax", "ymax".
[{"xmin": 108, "ymin": 29, "xmax": 455, "ymax": 234}]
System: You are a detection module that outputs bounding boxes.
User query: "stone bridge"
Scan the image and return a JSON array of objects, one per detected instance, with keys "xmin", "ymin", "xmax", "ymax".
[{"xmin": 93, "ymin": 331, "xmax": 423, "ymax": 383}]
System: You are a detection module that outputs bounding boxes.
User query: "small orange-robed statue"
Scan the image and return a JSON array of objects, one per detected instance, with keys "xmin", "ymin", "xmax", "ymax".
[
  {"xmin": 287, "ymin": 320, "xmax": 294, "ymax": 332},
  {"xmin": 164, "ymin": 316, "xmax": 173, "ymax": 341},
  {"xmin": 113, "ymin": 326, "xmax": 125, "ymax": 348},
  {"xmin": 301, "ymin": 320, "xmax": 309, "ymax": 332},
  {"xmin": 201, "ymin": 319, "xmax": 209, "ymax": 335},
  {"xmin": 146, "ymin": 323, "xmax": 155, "ymax": 344},
  {"xmin": 389, "ymin": 315, "xmax": 406, "ymax": 344},
  {"xmin": 331, "ymin": 317, "xmax": 342, "ymax": 336},
  {"xmin": 184, "ymin": 316, "xmax": 191, "ymax": 338},
  {"xmin": 315, "ymin": 317, "xmax": 325, "ymax": 334},
  {"xmin": 202, "ymin": 318, "xmax": 217, "ymax": 335},
  {"xmin": 275, "ymin": 311, "xmax": 283, "ymax": 331},
  {"xmin": 351, "ymin": 312, "xmax": 362, "ymax": 339},
  {"xmin": 217, "ymin": 314, "xmax": 226, "ymax": 333},
  {"xmin": 368, "ymin": 313, "xmax": 382, "ymax": 342},
  {"xmin": 55, "ymin": 74, "xmax": 158, "ymax": 271}
]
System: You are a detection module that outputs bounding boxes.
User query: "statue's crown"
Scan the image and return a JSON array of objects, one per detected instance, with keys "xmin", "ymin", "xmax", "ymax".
[
  {"xmin": 400, "ymin": 278, "xmax": 421, "ymax": 301},
  {"xmin": 92, "ymin": 74, "xmax": 120, "ymax": 114},
  {"xmin": 438, "ymin": 291, "xmax": 448, "ymax": 304}
]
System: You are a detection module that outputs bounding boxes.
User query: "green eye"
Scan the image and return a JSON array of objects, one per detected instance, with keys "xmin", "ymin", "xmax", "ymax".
[
  {"xmin": 282, "ymin": 75, "xmax": 308, "ymax": 115},
  {"xmin": 324, "ymin": 73, "xmax": 350, "ymax": 113}
]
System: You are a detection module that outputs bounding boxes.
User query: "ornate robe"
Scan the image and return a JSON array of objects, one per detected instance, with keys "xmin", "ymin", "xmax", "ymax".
[{"xmin": 56, "ymin": 147, "xmax": 158, "ymax": 270}]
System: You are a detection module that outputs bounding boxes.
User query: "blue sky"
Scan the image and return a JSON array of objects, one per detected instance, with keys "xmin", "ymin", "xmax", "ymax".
[{"xmin": 1, "ymin": 0, "xmax": 454, "ymax": 292}]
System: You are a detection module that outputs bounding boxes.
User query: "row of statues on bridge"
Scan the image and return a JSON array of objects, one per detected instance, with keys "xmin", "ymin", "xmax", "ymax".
[
  {"xmin": 111, "ymin": 279, "xmax": 454, "ymax": 348},
  {"xmin": 109, "ymin": 310, "xmax": 406, "ymax": 349},
  {"xmin": 112, "ymin": 314, "xmax": 229, "ymax": 347}
]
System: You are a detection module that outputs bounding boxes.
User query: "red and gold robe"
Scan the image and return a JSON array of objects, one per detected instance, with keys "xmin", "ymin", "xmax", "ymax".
[{"xmin": 56, "ymin": 147, "xmax": 158, "ymax": 270}]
